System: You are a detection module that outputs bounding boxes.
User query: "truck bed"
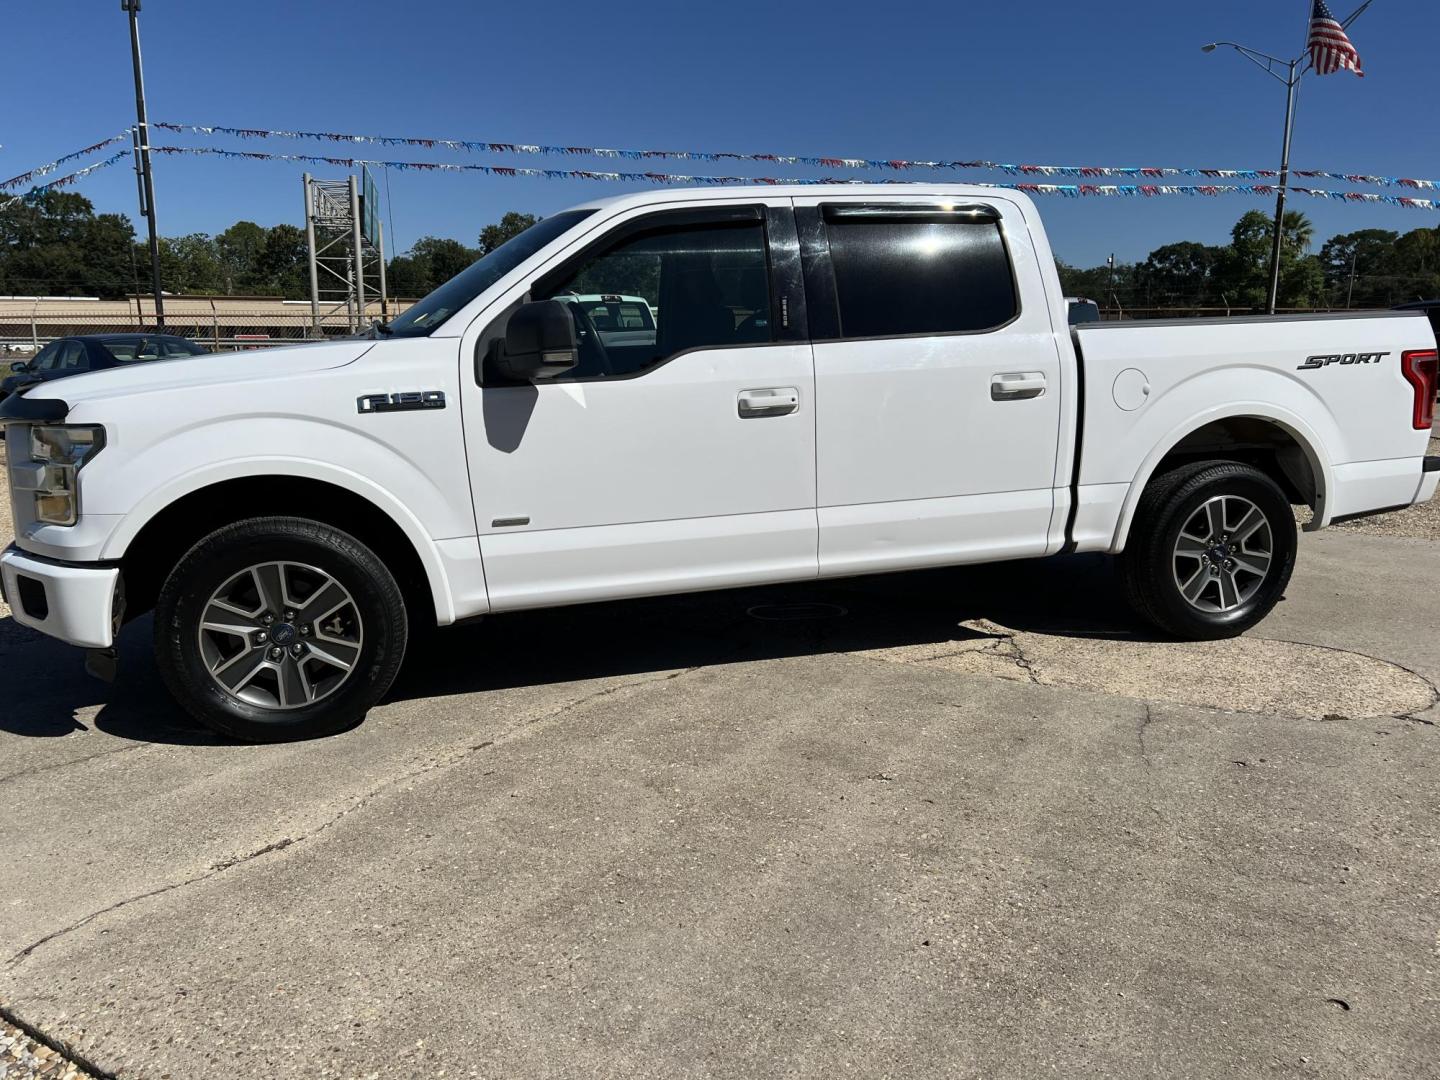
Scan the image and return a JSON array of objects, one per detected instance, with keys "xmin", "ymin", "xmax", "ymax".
[{"xmin": 1069, "ymin": 310, "xmax": 1438, "ymax": 548}]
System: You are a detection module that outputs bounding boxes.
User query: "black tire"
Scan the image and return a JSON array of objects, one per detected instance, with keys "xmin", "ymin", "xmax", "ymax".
[
  {"xmin": 1119, "ymin": 460, "xmax": 1297, "ymax": 640},
  {"xmin": 154, "ymin": 516, "xmax": 408, "ymax": 742}
]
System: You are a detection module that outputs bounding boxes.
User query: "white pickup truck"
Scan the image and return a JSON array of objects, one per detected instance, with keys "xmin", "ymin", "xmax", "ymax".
[{"xmin": 2, "ymin": 185, "xmax": 1437, "ymax": 741}]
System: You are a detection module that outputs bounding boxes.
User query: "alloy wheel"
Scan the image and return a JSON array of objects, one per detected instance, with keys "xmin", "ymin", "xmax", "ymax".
[
  {"xmin": 197, "ymin": 561, "xmax": 363, "ymax": 710},
  {"xmin": 1170, "ymin": 495, "xmax": 1274, "ymax": 614}
]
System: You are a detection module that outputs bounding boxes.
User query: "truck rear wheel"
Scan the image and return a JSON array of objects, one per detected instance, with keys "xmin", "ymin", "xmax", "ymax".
[
  {"xmin": 154, "ymin": 517, "xmax": 408, "ymax": 742},
  {"xmin": 1119, "ymin": 461, "xmax": 1296, "ymax": 640}
]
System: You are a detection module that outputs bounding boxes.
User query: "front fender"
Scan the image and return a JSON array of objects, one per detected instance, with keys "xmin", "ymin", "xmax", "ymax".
[
  {"xmin": 98, "ymin": 454, "xmax": 460, "ymax": 624},
  {"xmin": 81, "ymin": 412, "xmax": 476, "ymax": 624}
]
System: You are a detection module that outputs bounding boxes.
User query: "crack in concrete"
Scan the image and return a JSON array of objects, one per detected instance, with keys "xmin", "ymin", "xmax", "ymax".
[
  {"xmin": 1002, "ymin": 635, "xmax": 1042, "ymax": 686},
  {"xmin": 962, "ymin": 621, "xmax": 1043, "ymax": 685},
  {"xmin": 0, "ymin": 744, "xmax": 150, "ymax": 788},
  {"xmin": 3, "ymin": 665, "xmax": 704, "ymax": 971},
  {"xmin": 1136, "ymin": 704, "xmax": 1156, "ymax": 767}
]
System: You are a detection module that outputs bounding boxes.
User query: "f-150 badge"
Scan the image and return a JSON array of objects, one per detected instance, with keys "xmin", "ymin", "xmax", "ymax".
[
  {"xmin": 357, "ymin": 391, "xmax": 447, "ymax": 413},
  {"xmin": 1297, "ymin": 351, "xmax": 1389, "ymax": 370}
]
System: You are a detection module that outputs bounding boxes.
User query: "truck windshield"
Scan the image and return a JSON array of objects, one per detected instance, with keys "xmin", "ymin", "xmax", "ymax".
[{"xmin": 382, "ymin": 209, "xmax": 595, "ymax": 337}]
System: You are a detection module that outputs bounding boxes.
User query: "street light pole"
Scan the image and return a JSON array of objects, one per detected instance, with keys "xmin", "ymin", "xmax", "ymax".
[
  {"xmin": 1202, "ymin": 2, "xmax": 1373, "ymax": 316},
  {"xmin": 122, "ymin": 0, "xmax": 164, "ymax": 329},
  {"xmin": 1267, "ymin": 57, "xmax": 1300, "ymax": 316},
  {"xmin": 1201, "ymin": 41, "xmax": 1304, "ymax": 315}
]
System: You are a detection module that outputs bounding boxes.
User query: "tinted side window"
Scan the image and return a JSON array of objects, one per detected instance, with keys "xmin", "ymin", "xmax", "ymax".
[
  {"xmin": 541, "ymin": 218, "xmax": 771, "ymax": 379},
  {"xmin": 101, "ymin": 341, "xmax": 140, "ymax": 361},
  {"xmin": 30, "ymin": 342, "xmax": 63, "ymax": 371},
  {"xmin": 54, "ymin": 341, "xmax": 88, "ymax": 370},
  {"xmin": 824, "ymin": 213, "xmax": 1017, "ymax": 339}
]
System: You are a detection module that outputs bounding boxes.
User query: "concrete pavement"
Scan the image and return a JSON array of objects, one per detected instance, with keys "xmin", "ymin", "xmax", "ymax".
[{"xmin": 1, "ymin": 529, "xmax": 1438, "ymax": 1079}]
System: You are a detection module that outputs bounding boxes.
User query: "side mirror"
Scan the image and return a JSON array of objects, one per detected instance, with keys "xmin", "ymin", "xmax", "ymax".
[
  {"xmin": 10, "ymin": 361, "xmax": 30, "ymax": 374},
  {"xmin": 488, "ymin": 300, "xmax": 578, "ymax": 382}
]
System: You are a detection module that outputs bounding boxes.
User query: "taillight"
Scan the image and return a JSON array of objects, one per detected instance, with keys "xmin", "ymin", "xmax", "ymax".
[{"xmin": 1401, "ymin": 349, "xmax": 1438, "ymax": 430}]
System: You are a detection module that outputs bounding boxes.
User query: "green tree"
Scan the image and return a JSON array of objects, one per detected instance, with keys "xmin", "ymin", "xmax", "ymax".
[
  {"xmin": 384, "ymin": 235, "xmax": 480, "ymax": 296},
  {"xmin": 384, "ymin": 254, "xmax": 429, "ymax": 298},
  {"xmin": 155, "ymin": 233, "xmax": 225, "ymax": 294},
  {"xmin": 215, "ymin": 220, "xmax": 270, "ymax": 294},
  {"xmin": 1213, "ymin": 210, "xmax": 1323, "ymax": 310},
  {"xmin": 478, "ymin": 212, "xmax": 539, "ymax": 255},
  {"xmin": 252, "ymin": 224, "xmax": 308, "ymax": 298},
  {"xmin": 1136, "ymin": 241, "xmax": 1222, "ymax": 306},
  {"xmin": 0, "ymin": 191, "xmax": 137, "ymax": 297}
]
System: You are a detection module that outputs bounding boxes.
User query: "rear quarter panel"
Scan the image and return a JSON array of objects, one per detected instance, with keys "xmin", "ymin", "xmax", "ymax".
[{"xmin": 1074, "ymin": 312, "xmax": 1436, "ymax": 549}]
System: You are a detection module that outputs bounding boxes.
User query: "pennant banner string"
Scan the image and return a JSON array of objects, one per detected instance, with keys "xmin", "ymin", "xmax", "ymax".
[
  {"xmin": 0, "ymin": 134, "xmax": 131, "ymax": 192},
  {"xmin": 13, "ymin": 145, "xmax": 1438, "ymax": 213},
  {"xmin": 155, "ymin": 121, "xmax": 1440, "ymax": 193},
  {"xmin": 7, "ymin": 151, "xmax": 132, "ymax": 200},
  {"xmin": 124, "ymin": 146, "xmax": 1432, "ymax": 210}
]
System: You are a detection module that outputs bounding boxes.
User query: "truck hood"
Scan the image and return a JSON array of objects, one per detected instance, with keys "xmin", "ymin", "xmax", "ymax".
[{"xmin": 23, "ymin": 340, "xmax": 375, "ymax": 410}]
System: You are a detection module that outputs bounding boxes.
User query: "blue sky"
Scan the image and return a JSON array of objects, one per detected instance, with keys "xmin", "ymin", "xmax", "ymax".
[{"xmin": 4, "ymin": 0, "xmax": 1437, "ymax": 268}]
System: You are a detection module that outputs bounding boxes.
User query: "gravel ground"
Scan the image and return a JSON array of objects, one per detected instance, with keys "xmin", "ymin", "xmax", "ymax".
[
  {"xmin": 1295, "ymin": 435, "xmax": 1440, "ymax": 540},
  {"xmin": 0, "ymin": 1022, "xmax": 91, "ymax": 1080},
  {"xmin": 1328, "ymin": 434, "xmax": 1440, "ymax": 539}
]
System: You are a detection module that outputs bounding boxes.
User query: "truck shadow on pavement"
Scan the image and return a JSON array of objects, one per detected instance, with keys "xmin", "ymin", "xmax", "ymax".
[
  {"xmin": 0, "ymin": 553, "xmax": 1162, "ymax": 745},
  {"xmin": 389, "ymin": 553, "xmax": 1161, "ymax": 706}
]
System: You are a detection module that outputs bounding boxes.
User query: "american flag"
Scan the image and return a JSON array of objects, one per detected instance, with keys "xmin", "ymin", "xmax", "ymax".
[{"xmin": 1308, "ymin": 0, "xmax": 1364, "ymax": 77}]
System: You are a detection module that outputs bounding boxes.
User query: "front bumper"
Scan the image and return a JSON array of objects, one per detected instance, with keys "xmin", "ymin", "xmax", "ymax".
[{"xmin": 0, "ymin": 545, "xmax": 121, "ymax": 648}]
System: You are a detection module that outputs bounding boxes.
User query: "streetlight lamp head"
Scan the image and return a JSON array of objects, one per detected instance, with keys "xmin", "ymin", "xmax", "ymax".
[{"xmin": 1201, "ymin": 43, "xmax": 1218, "ymax": 53}]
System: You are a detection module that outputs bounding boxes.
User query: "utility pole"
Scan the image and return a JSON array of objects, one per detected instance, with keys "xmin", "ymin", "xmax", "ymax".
[
  {"xmin": 122, "ymin": 0, "xmax": 164, "ymax": 329},
  {"xmin": 1346, "ymin": 248, "xmax": 1359, "ymax": 308}
]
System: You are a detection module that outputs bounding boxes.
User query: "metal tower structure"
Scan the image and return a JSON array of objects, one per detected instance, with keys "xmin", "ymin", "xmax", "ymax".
[{"xmin": 302, "ymin": 171, "xmax": 388, "ymax": 336}]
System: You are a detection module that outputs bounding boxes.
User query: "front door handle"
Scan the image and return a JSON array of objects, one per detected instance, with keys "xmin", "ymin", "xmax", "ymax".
[
  {"xmin": 991, "ymin": 372, "xmax": 1047, "ymax": 401},
  {"xmin": 738, "ymin": 387, "xmax": 800, "ymax": 418}
]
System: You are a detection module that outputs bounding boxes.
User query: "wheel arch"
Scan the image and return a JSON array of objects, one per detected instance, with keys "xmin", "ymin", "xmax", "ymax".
[
  {"xmin": 1111, "ymin": 406, "xmax": 1334, "ymax": 552},
  {"xmin": 110, "ymin": 466, "xmax": 455, "ymax": 627}
]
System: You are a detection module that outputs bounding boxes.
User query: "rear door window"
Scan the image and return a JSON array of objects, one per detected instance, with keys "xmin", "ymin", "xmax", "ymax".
[
  {"xmin": 52, "ymin": 341, "xmax": 88, "ymax": 371},
  {"xmin": 821, "ymin": 206, "xmax": 1018, "ymax": 339}
]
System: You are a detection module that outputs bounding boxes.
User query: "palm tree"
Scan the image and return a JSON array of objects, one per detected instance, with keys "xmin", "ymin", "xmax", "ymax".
[{"xmin": 1282, "ymin": 211, "xmax": 1315, "ymax": 256}]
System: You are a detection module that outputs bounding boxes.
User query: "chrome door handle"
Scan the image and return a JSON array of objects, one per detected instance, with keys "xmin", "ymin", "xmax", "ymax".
[
  {"xmin": 738, "ymin": 387, "xmax": 800, "ymax": 418},
  {"xmin": 991, "ymin": 372, "xmax": 1047, "ymax": 401}
]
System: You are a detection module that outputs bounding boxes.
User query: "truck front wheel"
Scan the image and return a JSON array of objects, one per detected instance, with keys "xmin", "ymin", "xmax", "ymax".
[
  {"xmin": 154, "ymin": 517, "xmax": 409, "ymax": 742},
  {"xmin": 1120, "ymin": 461, "xmax": 1297, "ymax": 640}
]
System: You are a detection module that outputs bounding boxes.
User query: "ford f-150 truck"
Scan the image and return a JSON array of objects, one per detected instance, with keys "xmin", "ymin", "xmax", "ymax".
[{"xmin": 2, "ymin": 185, "xmax": 1437, "ymax": 742}]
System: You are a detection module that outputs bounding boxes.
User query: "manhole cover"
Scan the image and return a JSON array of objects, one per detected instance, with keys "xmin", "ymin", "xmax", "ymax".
[{"xmin": 747, "ymin": 602, "xmax": 848, "ymax": 622}]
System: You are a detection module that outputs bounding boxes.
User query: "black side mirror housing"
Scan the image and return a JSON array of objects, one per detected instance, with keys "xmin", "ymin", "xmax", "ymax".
[
  {"xmin": 488, "ymin": 300, "xmax": 578, "ymax": 383},
  {"xmin": 10, "ymin": 361, "xmax": 30, "ymax": 374}
]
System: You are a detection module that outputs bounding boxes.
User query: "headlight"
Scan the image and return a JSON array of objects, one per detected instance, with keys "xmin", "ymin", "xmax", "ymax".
[{"xmin": 28, "ymin": 425, "xmax": 105, "ymax": 526}]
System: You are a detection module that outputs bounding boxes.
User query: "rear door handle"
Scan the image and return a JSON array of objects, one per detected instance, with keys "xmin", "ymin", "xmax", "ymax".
[
  {"xmin": 991, "ymin": 372, "xmax": 1047, "ymax": 401},
  {"xmin": 738, "ymin": 387, "xmax": 800, "ymax": 418}
]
